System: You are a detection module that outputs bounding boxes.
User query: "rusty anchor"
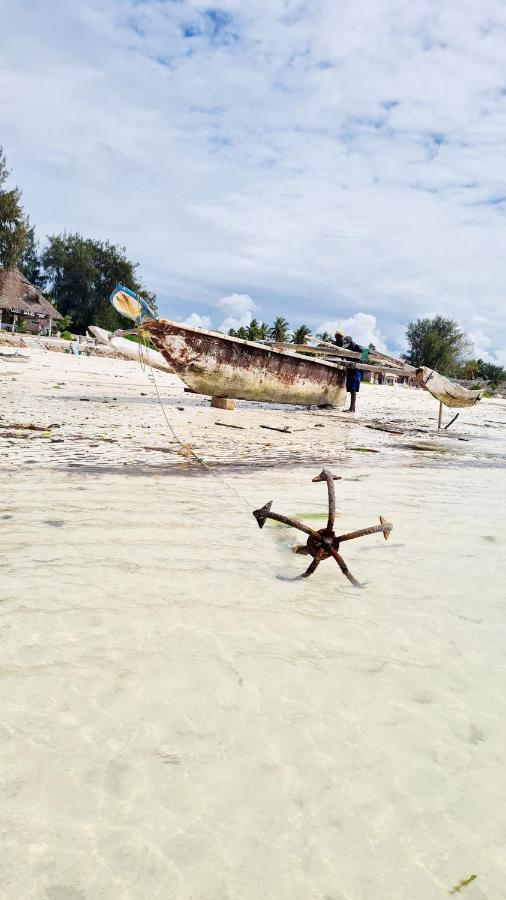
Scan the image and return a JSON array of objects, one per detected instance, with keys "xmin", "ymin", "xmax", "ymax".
[{"xmin": 253, "ymin": 468, "xmax": 393, "ymax": 587}]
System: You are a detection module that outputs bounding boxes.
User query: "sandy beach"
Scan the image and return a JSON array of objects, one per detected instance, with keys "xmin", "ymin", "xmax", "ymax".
[{"xmin": 1, "ymin": 347, "xmax": 505, "ymax": 899}]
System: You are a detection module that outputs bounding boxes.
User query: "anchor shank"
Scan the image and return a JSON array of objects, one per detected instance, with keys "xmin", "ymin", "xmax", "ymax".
[
  {"xmin": 325, "ymin": 471, "xmax": 336, "ymax": 533},
  {"xmin": 336, "ymin": 522, "xmax": 391, "ymax": 543},
  {"xmin": 263, "ymin": 511, "xmax": 320, "ymax": 539}
]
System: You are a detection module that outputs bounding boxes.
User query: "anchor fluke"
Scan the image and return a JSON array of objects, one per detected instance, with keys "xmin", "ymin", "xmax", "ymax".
[
  {"xmin": 253, "ymin": 501, "xmax": 273, "ymax": 529},
  {"xmin": 379, "ymin": 516, "xmax": 393, "ymax": 540},
  {"xmin": 312, "ymin": 469, "xmax": 341, "ymax": 483}
]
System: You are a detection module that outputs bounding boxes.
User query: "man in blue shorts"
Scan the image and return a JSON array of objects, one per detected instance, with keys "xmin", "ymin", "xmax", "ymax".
[
  {"xmin": 342, "ymin": 335, "xmax": 364, "ymax": 413},
  {"xmin": 345, "ymin": 366, "xmax": 363, "ymax": 413}
]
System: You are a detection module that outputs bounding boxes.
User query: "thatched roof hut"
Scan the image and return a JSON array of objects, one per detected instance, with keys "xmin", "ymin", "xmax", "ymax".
[{"xmin": 0, "ymin": 267, "xmax": 63, "ymax": 333}]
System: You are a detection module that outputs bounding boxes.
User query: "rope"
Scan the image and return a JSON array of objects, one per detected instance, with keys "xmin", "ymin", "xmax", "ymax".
[{"xmin": 135, "ymin": 329, "xmax": 253, "ymax": 515}]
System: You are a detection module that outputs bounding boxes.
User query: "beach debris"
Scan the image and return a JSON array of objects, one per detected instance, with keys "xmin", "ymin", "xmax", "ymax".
[
  {"xmin": 348, "ymin": 446, "xmax": 380, "ymax": 453},
  {"xmin": 0, "ymin": 422, "xmax": 55, "ymax": 431},
  {"xmin": 215, "ymin": 421, "xmax": 246, "ymax": 430},
  {"xmin": 448, "ymin": 874, "xmax": 477, "ymax": 895},
  {"xmin": 253, "ymin": 468, "xmax": 393, "ymax": 587},
  {"xmin": 259, "ymin": 424, "xmax": 291, "ymax": 434},
  {"xmin": 366, "ymin": 423, "xmax": 405, "ymax": 435},
  {"xmin": 444, "ymin": 412, "xmax": 460, "ymax": 430}
]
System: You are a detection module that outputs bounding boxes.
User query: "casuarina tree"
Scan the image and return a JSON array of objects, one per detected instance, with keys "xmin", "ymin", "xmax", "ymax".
[
  {"xmin": 404, "ymin": 316, "xmax": 470, "ymax": 375},
  {"xmin": 18, "ymin": 219, "xmax": 46, "ymax": 288},
  {"xmin": 0, "ymin": 147, "xmax": 26, "ymax": 269},
  {"xmin": 42, "ymin": 232, "xmax": 156, "ymax": 333}
]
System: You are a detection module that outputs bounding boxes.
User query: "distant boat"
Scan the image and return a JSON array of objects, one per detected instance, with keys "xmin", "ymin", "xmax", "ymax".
[
  {"xmin": 415, "ymin": 366, "xmax": 482, "ymax": 408},
  {"xmin": 88, "ymin": 326, "xmax": 173, "ymax": 373},
  {"xmin": 0, "ymin": 349, "xmax": 29, "ymax": 362}
]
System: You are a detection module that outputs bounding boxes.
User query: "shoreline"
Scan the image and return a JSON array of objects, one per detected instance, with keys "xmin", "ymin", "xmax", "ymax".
[{"xmin": 1, "ymin": 342, "xmax": 506, "ymax": 899}]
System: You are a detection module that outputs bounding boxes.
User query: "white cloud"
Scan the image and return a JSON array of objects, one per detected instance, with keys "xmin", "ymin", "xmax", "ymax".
[
  {"xmin": 468, "ymin": 329, "xmax": 493, "ymax": 362},
  {"xmin": 178, "ymin": 312, "xmax": 212, "ymax": 330},
  {"xmin": 1, "ymin": 1, "xmax": 505, "ymax": 357},
  {"xmin": 317, "ymin": 313, "xmax": 388, "ymax": 352},
  {"xmin": 468, "ymin": 329, "xmax": 506, "ymax": 367},
  {"xmin": 217, "ymin": 292, "xmax": 258, "ymax": 331}
]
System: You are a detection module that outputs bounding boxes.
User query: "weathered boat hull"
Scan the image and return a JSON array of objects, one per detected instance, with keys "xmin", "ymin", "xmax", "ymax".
[
  {"xmin": 89, "ymin": 326, "xmax": 173, "ymax": 373},
  {"xmin": 416, "ymin": 366, "xmax": 482, "ymax": 408},
  {"xmin": 143, "ymin": 319, "xmax": 347, "ymax": 406}
]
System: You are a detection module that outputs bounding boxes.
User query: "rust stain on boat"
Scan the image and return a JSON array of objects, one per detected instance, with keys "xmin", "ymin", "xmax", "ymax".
[{"xmin": 143, "ymin": 319, "xmax": 347, "ymax": 406}]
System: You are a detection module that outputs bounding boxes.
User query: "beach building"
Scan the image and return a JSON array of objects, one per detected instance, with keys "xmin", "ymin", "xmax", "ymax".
[{"xmin": 0, "ymin": 267, "xmax": 63, "ymax": 335}]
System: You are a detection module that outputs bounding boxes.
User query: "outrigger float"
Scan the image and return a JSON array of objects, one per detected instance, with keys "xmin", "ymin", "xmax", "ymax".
[{"xmin": 99, "ymin": 284, "xmax": 482, "ymax": 414}]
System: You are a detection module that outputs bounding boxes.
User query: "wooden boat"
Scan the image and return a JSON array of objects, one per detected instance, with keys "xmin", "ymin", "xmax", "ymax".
[
  {"xmin": 88, "ymin": 326, "xmax": 173, "ymax": 373},
  {"xmin": 142, "ymin": 318, "xmax": 347, "ymax": 405},
  {"xmin": 107, "ymin": 283, "xmax": 346, "ymax": 404},
  {"xmin": 415, "ymin": 366, "xmax": 482, "ymax": 408},
  {"xmin": 0, "ymin": 349, "xmax": 29, "ymax": 362},
  {"xmin": 275, "ymin": 340, "xmax": 483, "ymax": 408},
  {"xmin": 107, "ymin": 284, "xmax": 481, "ymax": 410}
]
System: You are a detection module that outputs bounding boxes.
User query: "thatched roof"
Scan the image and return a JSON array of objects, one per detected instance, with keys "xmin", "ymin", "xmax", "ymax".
[{"xmin": 0, "ymin": 267, "xmax": 63, "ymax": 320}]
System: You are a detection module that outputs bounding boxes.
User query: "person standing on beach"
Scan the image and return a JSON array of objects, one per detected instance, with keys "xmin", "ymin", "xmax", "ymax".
[{"xmin": 334, "ymin": 331, "xmax": 365, "ymax": 413}]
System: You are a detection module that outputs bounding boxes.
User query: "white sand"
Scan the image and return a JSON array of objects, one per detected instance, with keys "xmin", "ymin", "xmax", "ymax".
[{"xmin": 1, "ymin": 348, "xmax": 505, "ymax": 899}]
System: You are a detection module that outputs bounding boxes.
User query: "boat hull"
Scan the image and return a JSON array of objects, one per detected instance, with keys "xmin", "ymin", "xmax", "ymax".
[
  {"xmin": 143, "ymin": 319, "xmax": 347, "ymax": 406},
  {"xmin": 89, "ymin": 326, "xmax": 173, "ymax": 373},
  {"xmin": 416, "ymin": 366, "xmax": 482, "ymax": 408}
]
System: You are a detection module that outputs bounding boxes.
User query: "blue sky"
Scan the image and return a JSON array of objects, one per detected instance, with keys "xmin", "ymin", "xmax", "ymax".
[{"xmin": 1, "ymin": 0, "xmax": 506, "ymax": 359}]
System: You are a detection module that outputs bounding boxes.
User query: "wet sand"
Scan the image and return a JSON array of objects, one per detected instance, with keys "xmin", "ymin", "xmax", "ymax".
[{"xmin": 1, "ymin": 348, "xmax": 505, "ymax": 899}]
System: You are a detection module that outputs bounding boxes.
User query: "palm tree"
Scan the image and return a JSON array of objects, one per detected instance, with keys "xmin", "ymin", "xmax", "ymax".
[
  {"xmin": 246, "ymin": 318, "xmax": 261, "ymax": 340},
  {"xmin": 269, "ymin": 317, "xmax": 290, "ymax": 342},
  {"xmin": 292, "ymin": 324, "xmax": 312, "ymax": 345},
  {"xmin": 258, "ymin": 321, "xmax": 270, "ymax": 340},
  {"xmin": 316, "ymin": 330, "xmax": 332, "ymax": 343},
  {"xmin": 228, "ymin": 327, "xmax": 237, "ymax": 337},
  {"xmin": 236, "ymin": 326, "xmax": 249, "ymax": 339}
]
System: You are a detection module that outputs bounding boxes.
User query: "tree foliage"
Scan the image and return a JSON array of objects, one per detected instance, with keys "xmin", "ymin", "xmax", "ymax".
[
  {"xmin": 229, "ymin": 319, "xmax": 283, "ymax": 341},
  {"xmin": 316, "ymin": 331, "xmax": 332, "ymax": 343},
  {"xmin": 0, "ymin": 147, "xmax": 26, "ymax": 269},
  {"xmin": 404, "ymin": 316, "xmax": 470, "ymax": 375},
  {"xmin": 18, "ymin": 219, "xmax": 46, "ymax": 288},
  {"xmin": 42, "ymin": 233, "xmax": 156, "ymax": 333},
  {"xmin": 459, "ymin": 358, "xmax": 505, "ymax": 387},
  {"xmin": 269, "ymin": 317, "xmax": 290, "ymax": 342},
  {"xmin": 292, "ymin": 324, "xmax": 312, "ymax": 345}
]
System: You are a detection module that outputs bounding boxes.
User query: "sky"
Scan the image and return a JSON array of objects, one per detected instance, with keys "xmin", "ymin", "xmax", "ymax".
[{"xmin": 1, "ymin": 0, "xmax": 505, "ymax": 360}]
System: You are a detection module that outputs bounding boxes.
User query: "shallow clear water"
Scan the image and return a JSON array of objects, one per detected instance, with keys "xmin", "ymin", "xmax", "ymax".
[{"xmin": 1, "ymin": 456, "xmax": 505, "ymax": 899}]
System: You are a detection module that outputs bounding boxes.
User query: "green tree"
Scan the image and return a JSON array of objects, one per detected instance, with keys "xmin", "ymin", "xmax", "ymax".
[
  {"xmin": 236, "ymin": 326, "xmax": 249, "ymax": 339},
  {"xmin": 42, "ymin": 233, "xmax": 156, "ymax": 334},
  {"xmin": 0, "ymin": 147, "xmax": 26, "ymax": 269},
  {"xmin": 316, "ymin": 331, "xmax": 332, "ymax": 343},
  {"xmin": 404, "ymin": 316, "xmax": 470, "ymax": 375},
  {"xmin": 292, "ymin": 324, "xmax": 312, "ymax": 345},
  {"xmin": 18, "ymin": 219, "xmax": 46, "ymax": 288},
  {"xmin": 479, "ymin": 362, "xmax": 505, "ymax": 387},
  {"xmin": 269, "ymin": 316, "xmax": 290, "ymax": 342},
  {"xmin": 258, "ymin": 321, "xmax": 270, "ymax": 340},
  {"xmin": 459, "ymin": 358, "xmax": 480, "ymax": 380},
  {"xmin": 246, "ymin": 318, "xmax": 261, "ymax": 340}
]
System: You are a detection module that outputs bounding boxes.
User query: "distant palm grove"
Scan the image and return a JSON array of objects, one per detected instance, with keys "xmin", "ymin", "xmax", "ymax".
[
  {"xmin": 228, "ymin": 318, "xmax": 321, "ymax": 345},
  {"xmin": 0, "ymin": 146, "xmax": 504, "ymax": 388}
]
